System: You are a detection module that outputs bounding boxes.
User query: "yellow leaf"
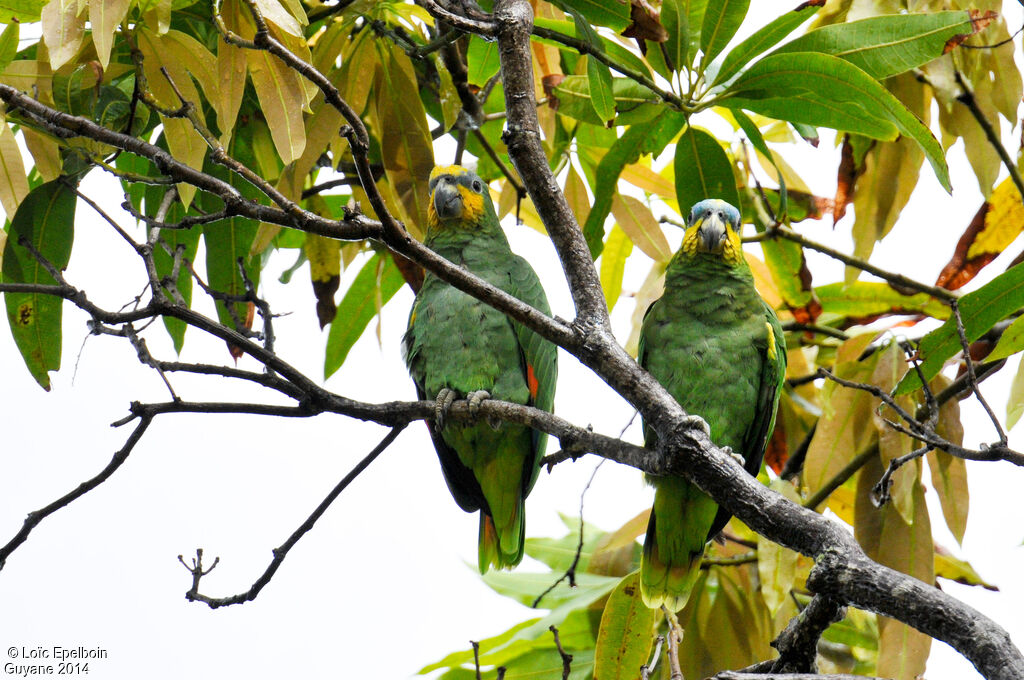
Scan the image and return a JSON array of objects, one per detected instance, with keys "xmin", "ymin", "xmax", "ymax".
[
  {"xmin": 247, "ymin": 49, "xmax": 307, "ymax": 164},
  {"xmin": 373, "ymin": 42, "xmax": 433, "ymax": 231},
  {"xmin": 804, "ymin": 333, "xmax": 879, "ymax": 503},
  {"xmin": 825, "ymin": 484, "xmax": 856, "ymax": 525},
  {"xmin": 137, "ymin": 27, "xmax": 208, "ymax": 208},
  {"xmin": 436, "ymin": 62, "xmax": 460, "ymax": 133},
  {"xmin": 305, "ymin": 233, "xmax": 341, "ymax": 282},
  {"xmin": 871, "ymin": 341, "xmax": 917, "ymax": 524},
  {"xmin": 1007, "ymin": 355, "xmax": 1024, "ymax": 429},
  {"xmin": 855, "ymin": 455, "xmax": 933, "ymax": 680},
  {"xmin": 744, "ymin": 252, "xmax": 782, "ymax": 310},
  {"xmin": 0, "ymin": 123, "xmax": 29, "ymax": 218},
  {"xmin": 0, "ymin": 60, "xmax": 53, "ymax": 95},
  {"xmin": 621, "ymin": 161, "xmax": 675, "ymax": 200},
  {"xmin": 89, "ymin": 0, "xmax": 131, "ymax": 69},
  {"xmin": 600, "ymin": 225, "xmax": 633, "ymax": 312},
  {"xmin": 758, "ymin": 478, "xmax": 801, "ymax": 615},
  {"xmin": 563, "ymin": 165, "xmax": 590, "ymax": 225},
  {"xmin": 338, "ymin": 30, "xmax": 375, "ymax": 117},
  {"xmin": 967, "ymin": 177, "xmax": 1024, "ymax": 260},
  {"xmin": 848, "ymin": 73, "xmax": 927, "ymax": 283},
  {"xmin": 925, "ymin": 375, "xmax": 968, "ymax": 544},
  {"xmin": 589, "ymin": 509, "xmax": 647, "ymax": 576},
  {"xmin": 624, "ymin": 260, "xmax": 666, "ymax": 357},
  {"xmin": 22, "ymin": 129, "xmax": 61, "ymax": 182},
  {"xmin": 593, "ymin": 572, "xmax": 657, "ymax": 680},
  {"xmin": 254, "ymin": 0, "xmax": 304, "ymax": 36},
  {"xmin": 611, "ymin": 194, "xmax": 671, "ymax": 262},
  {"xmin": 934, "ymin": 547, "xmax": 997, "ymax": 590},
  {"xmin": 41, "ymin": 0, "xmax": 85, "ymax": 70}
]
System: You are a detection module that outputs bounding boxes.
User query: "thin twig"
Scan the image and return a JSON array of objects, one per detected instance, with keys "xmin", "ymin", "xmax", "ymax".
[
  {"xmin": 549, "ymin": 626, "xmax": 573, "ymax": 680},
  {"xmin": 182, "ymin": 425, "xmax": 406, "ymax": 607}
]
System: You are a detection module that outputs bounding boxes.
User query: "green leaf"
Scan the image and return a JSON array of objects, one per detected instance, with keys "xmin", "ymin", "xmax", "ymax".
[
  {"xmin": 771, "ymin": 11, "xmax": 977, "ymax": 81},
  {"xmin": 661, "ymin": 0, "xmax": 688, "ymax": 72},
  {"xmin": 724, "ymin": 52, "xmax": 950, "ymax": 191},
  {"xmin": 897, "ymin": 262, "xmax": 1024, "ymax": 394},
  {"xmin": 324, "ymin": 252, "xmax": 404, "ymax": 379},
  {"xmin": 759, "ymin": 235, "xmax": 810, "ymax": 308},
  {"xmin": 582, "ymin": 110, "xmax": 686, "ymax": 257},
  {"xmin": 593, "ymin": 572, "xmax": 657, "ymax": 680},
  {"xmin": 525, "ymin": 519, "xmax": 606, "ymax": 572},
  {"xmin": 984, "ymin": 314, "xmax": 1024, "ymax": 362},
  {"xmin": 533, "ymin": 18, "xmax": 651, "ymax": 77},
  {"xmin": 814, "ymin": 281, "xmax": 950, "ymax": 321},
  {"xmin": 1009, "ymin": 357, "xmax": 1024, "ymax": 430},
  {"xmin": 673, "ymin": 126, "xmax": 739, "ymax": 217},
  {"xmin": 551, "ymin": 76, "xmax": 660, "ymax": 126},
  {"xmin": 2, "ymin": 179, "xmax": 76, "ymax": 390},
  {"xmin": 713, "ymin": 1, "xmax": 821, "ymax": 86},
  {"xmin": 732, "ymin": 109, "xmax": 786, "ymax": 218},
  {"xmin": 467, "ymin": 35, "xmax": 501, "ymax": 88},
  {"xmin": 549, "ymin": 0, "xmax": 630, "ymax": 31},
  {"xmin": 587, "ymin": 57, "xmax": 615, "ymax": 123},
  {"xmin": 600, "ymin": 225, "xmax": 632, "ymax": 312},
  {"xmin": 0, "ymin": 0, "xmax": 43, "ymax": 22},
  {"xmin": 502, "ymin": 649, "xmax": 594, "ymax": 680},
  {"xmin": 699, "ymin": 0, "xmax": 749, "ymax": 64},
  {"xmin": 0, "ymin": 21, "xmax": 17, "ymax": 72}
]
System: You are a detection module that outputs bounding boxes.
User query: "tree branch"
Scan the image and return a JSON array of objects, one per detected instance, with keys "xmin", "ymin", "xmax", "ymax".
[{"xmin": 180, "ymin": 425, "xmax": 405, "ymax": 607}]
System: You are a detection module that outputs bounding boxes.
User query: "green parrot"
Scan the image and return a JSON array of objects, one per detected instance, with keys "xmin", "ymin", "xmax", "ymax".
[
  {"xmin": 403, "ymin": 164, "xmax": 558, "ymax": 573},
  {"xmin": 638, "ymin": 198, "xmax": 786, "ymax": 611}
]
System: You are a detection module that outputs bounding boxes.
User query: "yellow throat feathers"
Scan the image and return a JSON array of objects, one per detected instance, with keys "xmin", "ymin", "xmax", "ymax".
[
  {"xmin": 428, "ymin": 166, "xmax": 487, "ymax": 231},
  {"xmin": 680, "ymin": 217, "xmax": 744, "ymax": 266}
]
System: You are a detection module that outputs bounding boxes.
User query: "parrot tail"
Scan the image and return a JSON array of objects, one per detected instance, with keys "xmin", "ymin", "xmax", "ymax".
[
  {"xmin": 639, "ymin": 487, "xmax": 708, "ymax": 612},
  {"xmin": 478, "ymin": 503, "xmax": 526, "ymax": 573}
]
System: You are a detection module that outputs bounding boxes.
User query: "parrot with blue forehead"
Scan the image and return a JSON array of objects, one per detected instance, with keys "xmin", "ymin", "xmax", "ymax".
[
  {"xmin": 637, "ymin": 198, "xmax": 786, "ymax": 611},
  {"xmin": 403, "ymin": 165, "xmax": 558, "ymax": 572}
]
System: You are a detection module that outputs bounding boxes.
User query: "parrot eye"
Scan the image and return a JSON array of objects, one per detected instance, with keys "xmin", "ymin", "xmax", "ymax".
[{"xmin": 472, "ymin": 179, "xmax": 484, "ymax": 193}]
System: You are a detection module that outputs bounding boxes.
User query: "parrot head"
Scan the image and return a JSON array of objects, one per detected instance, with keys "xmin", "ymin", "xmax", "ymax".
[
  {"xmin": 680, "ymin": 198, "xmax": 743, "ymax": 265},
  {"xmin": 428, "ymin": 165, "xmax": 490, "ymax": 233}
]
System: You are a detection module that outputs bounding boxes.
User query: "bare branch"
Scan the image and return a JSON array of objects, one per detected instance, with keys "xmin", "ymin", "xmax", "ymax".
[
  {"xmin": 769, "ymin": 594, "xmax": 847, "ymax": 673},
  {"xmin": 181, "ymin": 425, "xmax": 405, "ymax": 607},
  {"xmin": 0, "ymin": 416, "xmax": 152, "ymax": 570}
]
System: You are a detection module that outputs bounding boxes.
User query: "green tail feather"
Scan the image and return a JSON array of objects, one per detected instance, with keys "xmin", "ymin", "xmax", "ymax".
[
  {"xmin": 478, "ymin": 505, "xmax": 526, "ymax": 573},
  {"xmin": 639, "ymin": 510, "xmax": 704, "ymax": 611}
]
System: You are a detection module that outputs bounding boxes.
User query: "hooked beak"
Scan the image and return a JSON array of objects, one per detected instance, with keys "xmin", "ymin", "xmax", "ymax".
[
  {"xmin": 433, "ymin": 180, "xmax": 463, "ymax": 220},
  {"xmin": 696, "ymin": 212, "xmax": 728, "ymax": 253}
]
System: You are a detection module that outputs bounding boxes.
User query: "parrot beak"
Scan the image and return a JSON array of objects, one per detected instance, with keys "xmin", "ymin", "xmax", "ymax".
[
  {"xmin": 433, "ymin": 179, "xmax": 464, "ymax": 221},
  {"xmin": 695, "ymin": 213, "xmax": 729, "ymax": 253}
]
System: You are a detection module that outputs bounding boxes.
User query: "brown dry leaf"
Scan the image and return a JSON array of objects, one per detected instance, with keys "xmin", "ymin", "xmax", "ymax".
[
  {"xmin": 935, "ymin": 177, "xmax": 1024, "ymax": 290},
  {"xmin": 622, "ymin": 0, "xmax": 668, "ymax": 42},
  {"xmin": 832, "ymin": 135, "xmax": 859, "ymax": 224},
  {"xmin": 944, "ymin": 10, "xmax": 998, "ymax": 53}
]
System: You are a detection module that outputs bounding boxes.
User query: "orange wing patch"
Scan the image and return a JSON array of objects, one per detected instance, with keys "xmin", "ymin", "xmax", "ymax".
[{"xmin": 526, "ymin": 364, "xmax": 539, "ymax": 400}]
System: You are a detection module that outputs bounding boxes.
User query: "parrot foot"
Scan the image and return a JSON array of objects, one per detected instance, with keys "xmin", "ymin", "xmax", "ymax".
[
  {"xmin": 681, "ymin": 414, "xmax": 711, "ymax": 437},
  {"xmin": 720, "ymin": 446, "xmax": 745, "ymax": 467},
  {"xmin": 466, "ymin": 390, "xmax": 491, "ymax": 421},
  {"xmin": 434, "ymin": 388, "xmax": 458, "ymax": 431}
]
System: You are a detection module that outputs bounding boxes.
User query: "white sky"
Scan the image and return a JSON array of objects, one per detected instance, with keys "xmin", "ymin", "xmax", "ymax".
[{"xmin": 2, "ymin": 4, "xmax": 1024, "ymax": 679}]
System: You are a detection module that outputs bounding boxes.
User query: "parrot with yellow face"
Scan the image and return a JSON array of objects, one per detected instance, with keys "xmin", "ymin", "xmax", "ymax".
[
  {"xmin": 403, "ymin": 165, "xmax": 558, "ymax": 572},
  {"xmin": 638, "ymin": 199, "xmax": 786, "ymax": 611}
]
